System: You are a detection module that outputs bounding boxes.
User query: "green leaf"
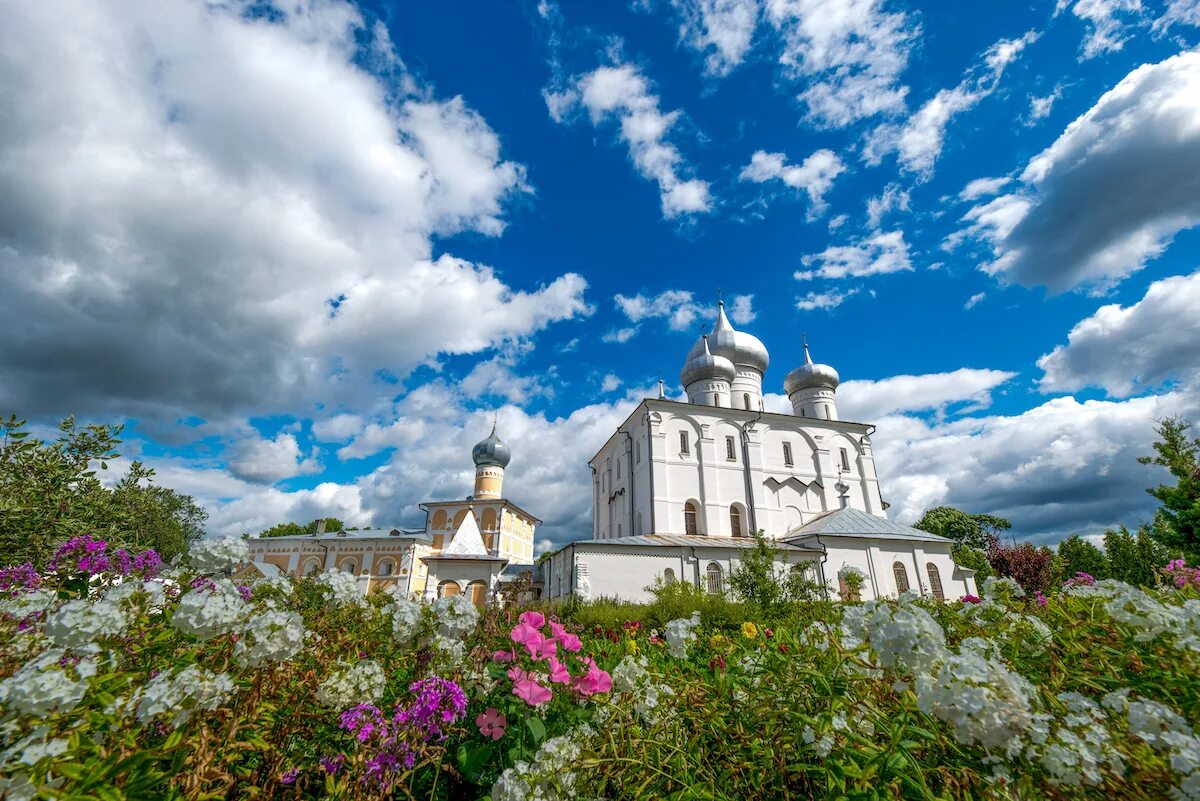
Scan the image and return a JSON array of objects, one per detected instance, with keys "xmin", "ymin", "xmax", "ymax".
[{"xmin": 525, "ymin": 716, "xmax": 546, "ymax": 743}]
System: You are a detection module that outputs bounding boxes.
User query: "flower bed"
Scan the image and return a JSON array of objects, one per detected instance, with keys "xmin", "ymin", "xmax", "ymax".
[{"xmin": 1, "ymin": 537, "xmax": 1199, "ymax": 799}]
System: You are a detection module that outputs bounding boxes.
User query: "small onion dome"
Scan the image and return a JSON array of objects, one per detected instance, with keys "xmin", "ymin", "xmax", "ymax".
[
  {"xmin": 688, "ymin": 301, "xmax": 770, "ymax": 374},
  {"xmin": 681, "ymin": 335, "xmax": 736, "ymax": 388},
  {"xmin": 472, "ymin": 422, "xmax": 511, "ymax": 468},
  {"xmin": 784, "ymin": 343, "xmax": 840, "ymax": 394}
]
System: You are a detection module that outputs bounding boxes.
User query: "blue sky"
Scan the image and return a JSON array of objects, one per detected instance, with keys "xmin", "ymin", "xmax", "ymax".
[{"xmin": 1, "ymin": 0, "xmax": 1199, "ymax": 550}]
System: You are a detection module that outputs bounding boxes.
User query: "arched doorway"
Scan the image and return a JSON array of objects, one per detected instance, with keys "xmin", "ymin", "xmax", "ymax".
[
  {"xmin": 438, "ymin": 580, "xmax": 461, "ymax": 598},
  {"xmin": 467, "ymin": 581, "xmax": 488, "ymax": 609}
]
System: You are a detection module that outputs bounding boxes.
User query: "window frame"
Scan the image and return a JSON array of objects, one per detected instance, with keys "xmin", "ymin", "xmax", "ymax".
[
  {"xmin": 705, "ymin": 562, "xmax": 724, "ymax": 594},
  {"xmin": 725, "ymin": 436, "xmax": 736, "ymax": 461},
  {"xmin": 683, "ymin": 501, "xmax": 699, "ymax": 536},
  {"xmin": 926, "ymin": 563, "xmax": 945, "ymax": 601},
  {"xmin": 679, "ymin": 430, "xmax": 690, "ymax": 456},
  {"xmin": 893, "ymin": 561, "xmax": 910, "ymax": 594},
  {"xmin": 782, "ymin": 441, "xmax": 793, "ymax": 467}
]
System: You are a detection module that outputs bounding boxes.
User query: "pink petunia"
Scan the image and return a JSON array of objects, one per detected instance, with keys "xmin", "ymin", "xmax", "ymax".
[
  {"xmin": 572, "ymin": 657, "xmax": 612, "ymax": 697},
  {"xmin": 519, "ymin": 610, "xmax": 546, "ymax": 629},
  {"xmin": 492, "ymin": 649, "xmax": 515, "ymax": 663},
  {"xmin": 529, "ymin": 634, "xmax": 558, "ymax": 662},
  {"xmin": 513, "ymin": 676, "xmax": 553, "ymax": 706},
  {"xmin": 475, "ymin": 707, "xmax": 507, "ymax": 740},
  {"xmin": 546, "ymin": 656, "xmax": 571, "ymax": 685},
  {"xmin": 511, "ymin": 621, "xmax": 541, "ymax": 647}
]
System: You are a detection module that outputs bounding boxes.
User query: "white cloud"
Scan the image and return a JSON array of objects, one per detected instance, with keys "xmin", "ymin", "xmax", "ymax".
[
  {"xmin": 954, "ymin": 52, "xmax": 1200, "ymax": 292},
  {"xmin": 727, "ymin": 294, "xmax": 756, "ymax": 324},
  {"xmin": 866, "ymin": 183, "xmax": 910, "ymax": 229},
  {"xmin": 795, "ymin": 287, "xmax": 860, "ymax": 311},
  {"xmin": 1056, "ymin": 0, "xmax": 1143, "ymax": 59},
  {"xmin": 603, "ymin": 327, "xmax": 638, "ymax": 344},
  {"xmin": 863, "ymin": 31, "xmax": 1038, "ymax": 176},
  {"xmin": 600, "ymin": 373, "xmax": 623, "ymax": 392},
  {"xmin": 612, "ymin": 290, "xmax": 753, "ymax": 335},
  {"xmin": 838, "ymin": 368, "xmax": 1016, "ymax": 422},
  {"xmin": 546, "ymin": 63, "xmax": 712, "ymax": 219},
  {"xmin": 460, "ymin": 357, "xmax": 554, "ymax": 404},
  {"xmin": 739, "ymin": 148, "xmax": 846, "ymax": 217},
  {"xmin": 959, "ymin": 176, "xmax": 1011, "ymax": 202},
  {"xmin": 1038, "ymin": 270, "xmax": 1200, "ymax": 397},
  {"xmin": 1027, "ymin": 85, "xmax": 1064, "ymax": 123},
  {"xmin": 795, "ymin": 230, "xmax": 912, "ymax": 280},
  {"xmin": 764, "ymin": 0, "xmax": 919, "ymax": 128},
  {"xmin": 312, "ymin": 414, "xmax": 366, "ymax": 443},
  {"xmin": 227, "ymin": 432, "xmax": 322, "ymax": 484},
  {"xmin": 1155, "ymin": 0, "xmax": 1200, "ymax": 30},
  {"xmin": 0, "ymin": 0, "xmax": 591, "ymax": 421},
  {"xmin": 665, "ymin": 0, "xmax": 761, "ymax": 76},
  {"xmin": 964, "ymin": 292, "xmax": 986, "ymax": 310}
]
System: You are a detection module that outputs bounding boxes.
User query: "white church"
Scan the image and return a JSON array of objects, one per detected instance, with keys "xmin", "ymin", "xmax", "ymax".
[{"xmin": 543, "ymin": 300, "xmax": 978, "ymax": 603}]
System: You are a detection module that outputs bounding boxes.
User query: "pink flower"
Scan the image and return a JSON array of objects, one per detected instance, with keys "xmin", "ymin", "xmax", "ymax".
[
  {"xmin": 492, "ymin": 650, "xmax": 515, "ymax": 663},
  {"xmin": 1035, "ymin": 592, "xmax": 1048, "ymax": 607},
  {"xmin": 519, "ymin": 610, "xmax": 546, "ymax": 629},
  {"xmin": 547, "ymin": 620, "xmax": 583, "ymax": 652},
  {"xmin": 511, "ymin": 622, "xmax": 548, "ymax": 659},
  {"xmin": 529, "ymin": 635, "xmax": 557, "ymax": 662},
  {"xmin": 512, "ymin": 674, "xmax": 553, "ymax": 706},
  {"xmin": 572, "ymin": 657, "xmax": 612, "ymax": 697},
  {"xmin": 546, "ymin": 657, "xmax": 571, "ymax": 685},
  {"xmin": 962, "ymin": 594, "xmax": 981, "ymax": 604},
  {"xmin": 475, "ymin": 707, "xmax": 507, "ymax": 740}
]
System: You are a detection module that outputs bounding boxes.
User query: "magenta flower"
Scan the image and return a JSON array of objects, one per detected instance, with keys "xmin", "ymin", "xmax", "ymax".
[
  {"xmin": 549, "ymin": 622, "xmax": 582, "ymax": 653},
  {"xmin": 1035, "ymin": 592, "xmax": 1048, "ymax": 606},
  {"xmin": 519, "ymin": 610, "xmax": 546, "ymax": 628},
  {"xmin": 571, "ymin": 657, "xmax": 612, "ymax": 697},
  {"xmin": 529, "ymin": 634, "xmax": 557, "ymax": 662},
  {"xmin": 0, "ymin": 563, "xmax": 40, "ymax": 594},
  {"xmin": 510, "ymin": 621, "xmax": 544, "ymax": 655},
  {"xmin": 492, "ymin": 649, "xmax": 515, "ymax": 663},
  {"xmin": 320, "ymin": 754, "xmax": 346, "ymax": 775},
  {"xmin": 546, "ymin": 656, "xmax": 571, "ymax": 685},
  {"xmin": 280, "ymin": 769, "xmax": 298, "ymax": 785},
  {"xmin": 475, "ymin": 707, "xmax": 507, "ymax": 740},
  {"xmin": 1063, "ymin": 571, "xmax": 1096, "ymax": 590},
  {"xmin": 962, "ymin": 594, "xmax": 981, "ymax": 604},
  {"xmin": 513, "ymin": 676, "xmax": 552, "ymax": 706}
]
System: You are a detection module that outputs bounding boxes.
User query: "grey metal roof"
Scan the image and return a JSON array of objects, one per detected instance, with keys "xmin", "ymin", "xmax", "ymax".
[
  {"xmin": 782, "ymin": 507, "xmax": 952, "ymax": 543},
  {"xmin": 420, "ymin": 553, "xmax": 509, "ymax": 562},
  {"xmin": 499, "ymin": 563, "xmax": 542, "ymax": 581},
  {"xmin": 250, "ymin": 528, "xmax": 432, "ymax": 544},
  {"xmin": 567, "ymin": 534, "xmax": 821, "ymax": 552}
]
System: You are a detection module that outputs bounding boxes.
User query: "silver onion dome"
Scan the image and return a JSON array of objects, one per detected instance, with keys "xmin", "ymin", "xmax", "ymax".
[
  {"xmin": 688, "ymin": 301, "xmax": 770, "ymax": 374},
  {"xmin": 680, "ymin": 335, "xmax": 736, "ymax": 387},
  {"xmin": 472, "ymin": 422, "xmax": 511, "ymax": 468},
  {"xmin": 784, "ymin": 343, "xmax": 840, "ymax": 394}
]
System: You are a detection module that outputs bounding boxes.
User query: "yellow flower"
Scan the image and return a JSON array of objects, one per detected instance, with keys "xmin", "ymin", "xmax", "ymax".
[
  {"xmin": 709, "ymin": 634, "xmax": 725, "ymax": 649},
  {"xmin": 626, "ymin": 639, "xmax": 638, "ymax": 655},
  {"xmin": 741, "ymin": 622, "xmax": 759, "ymax": 639}
]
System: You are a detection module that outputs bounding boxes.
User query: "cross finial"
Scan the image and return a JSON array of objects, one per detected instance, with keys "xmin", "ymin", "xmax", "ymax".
[
  {"xmin": 490, "ymin": 412, "xmax": 497, "ymax": 435},
  {"xmin": 717, "ymin": 287, "xmax": 723, "ymax": 305}
]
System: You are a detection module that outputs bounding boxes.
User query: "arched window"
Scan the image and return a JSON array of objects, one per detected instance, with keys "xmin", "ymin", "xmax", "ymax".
[
  {"xmin": 663, "ymin": 567, "xmax": 675, "ymax": 583},
  {"xmin": 303, "ymin": 559, "xmax": 321, "ymax": 576},
  {"xmin": 683, "ymin": 502, "xmax": 699, "ymax": 536},
  {"xmin": 730, "ymin": 506, "xmax": 743, "ymax": 537},
  {"xmin": 705, "ymin": 562, "xmax": 724, "ymax": 594},
  {"xmin": 481, "ymin": 508, "xmax": 497, "ymax": 531},
  {"xmin": 452, "ymin": 509, "xmax": 469, "ymax": 530},
  {"xmin": 893, "ymin": 561, "xmax": 910, "ymax": 594},
  {"xmin": 438, "ymin": 580, "xmax": 461, "ymax": 598},
  {"xmin": 927, "ymin": 563, "xmax": 944, "ymax": 601},
  {"xmin": 377, "ymin": 559, "xmax": 394, "ymax": 576},
  {"xmin": 431, "ymin": 509, "xmax": 447, "ymax": 530},
  {"xmin": 342, "ymin": 560, "xmax": 356, "ymax": 574},
  {"xmin": 467, "ymin": 581, "xmax": 488, "ymax": 609},
  {"xmin": 743, "ymin": 393, "xmax": 751, "ymax": 410}
]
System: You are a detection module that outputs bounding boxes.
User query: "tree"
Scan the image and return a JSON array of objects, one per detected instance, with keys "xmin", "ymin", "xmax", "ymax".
[
  {"xmin": 1105, "ymin": 526, "xmax": 1172, "ymax": 588},
  {"xmin": 986, "ymin": 539, "xmax": 1054, "ymax": 594},
  {"xmin": 727, "ymin": 532, "xmax": 823, "ymax": 613},
  {"xmin": 1139, "ymin": 417, "xmax": 1200, "ymax": 558},
  {"xmin": 258, "ymin": 518, "xmax": 346, "ymax": 538},
  {"xmin": 1053, "ymin": 534, "xmax": 1110, "ymax": 586},
  {"xmin": 0, "ymin": 415, "xmax": 207, "ymax": 567},
  {"xmin": 913, "ymin": 506, "xmax": 1011, "ymax": 550},
  {"xmin": 951, "ymin": 543, "xmax": 992, "ymax": 586}
]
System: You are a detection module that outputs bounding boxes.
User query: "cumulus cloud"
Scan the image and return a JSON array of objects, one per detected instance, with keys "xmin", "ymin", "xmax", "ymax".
[
  {"xmin": 959, "ymin": 176, "xmax": 1011, "ymax": 202},
  {"xmin": 952, "ymin": 52, "xmax": 1200, "ymax": 292},
  {"xmin": 738, "ymin": 148, "xmax": 846, "ymax": 217},
  {"xmin": 866, "ymin": 183, "xmax": 910, "ymax": 229},
  {"xmin": 600, "ymin": 373, "xmax": 623, "ymax": 392},
  {"xmin": 610, "ymin": 290, "xmax": 753, "ymax": 337},
  {"xmin": 460, "ymin": 357, "xmax": 555, "ymax": 404},
  {"xmin": 312, "ymin": 414, "xmax": 366, "ymax": 443},
  {"xmin": 838, "ymin": 368, "xmax": 1016, "ymax": 422},
  {"xmin": 227, "ymin": 432, "xmax": 322, "ymax": 485},
  {"xmin": 546, "ymin": 63, "xmax": 712, "ymax": 219},
  {"xmin": 1037, "ymin": 270, "xmax": 1200, "ymax": 397},
  {"xmin": 1027, "ymin": 85, "xmax": 1064, "ymax": 123},
  {"xmin": 795, "ymin": 230, "xmax": 911, "ymax": 280},
  {"xmin": 795, "ymin": 287, "xmax": 860, "ymax": 311},
  {"xmin": 764, "ymin": 0, "xmax": 919, "ymax": 128},
  {"xmin": 863, "ymin": 31, "xmax": 1038, "ymax": 176},
  {"xmin": 0, "ymin": 0, "xmax": 590, "ymax": 422},
  {"xmin": 1056, "ymin": 0, "xmax": 1143, "ymax": 59},
  {"xmin": 662, "ymin": 0, "xmax": 761, "ymax": 76}
]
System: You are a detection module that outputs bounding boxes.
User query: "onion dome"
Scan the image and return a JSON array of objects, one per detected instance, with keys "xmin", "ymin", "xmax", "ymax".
[
  {"xmin": 680, "ymin": 335, "xmax": 736, "ymax": 387},
  {"xmin": 688, "ymin": 301, "xmax": 770, "ymax": 374},
  {"xmin": 472, "ymin": 422, "xmax": 511, "ymax": 468},
  {"xmin": 784, "ymin": 343, "xmax": 840, "ymax": 395}
]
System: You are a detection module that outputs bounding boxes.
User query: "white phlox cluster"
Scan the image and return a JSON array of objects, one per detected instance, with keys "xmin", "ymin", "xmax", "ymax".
[
  {"xmin": 611, "ymin": 656, "xmax": 674, "ymax": 724},
  {"xmin": 233, "ymin": 609, "xmax": 306, "ymax": 668},
  {"xmin": 0, "ymin": 649, "xmax": 96, "ymax": 717},
  {"xmin": 387, "ymin": 596, "xmax": 425, "ymax": 642},
  {"xmin": 252, "ymin": 575, "xmax": 293, "ymax": 596},
  {"xmin": 664, "ymin": 611, "xmax": 701, "ymax": 658},
  {"xmin": 188, "ymin": 535, "xmax": 249, "ymax": 574},
  {"xmin": 104, "ymin": 579, "xmax": 168, "ymax": 610},
  {"xmin": 490, "ymin": 724, "xmax": 593, "ymax": 801},
  {"xmin": 1072, "ymin": 581, "xmax": 1200, "ymax": 651},
  {"xmin": 171, "ymin": 580, "xmax": 250, "ymax": 640},
  {"xmin": 864, "ymin": 601, "xmax": 947, "ymax": 674},
  {"xmin": 317, "ymin": 660, "xmax": 385, "ymax": 710},
  {"xmin": 316, "ymin": 570, "xmax": 365, "ymax": 607},
  {"xmin": 1028, "ymin": 692, "xmax": 1122, "ymax": 787},
  {"xmin": 132, "ymin": 665, "xmax": 236, "ymax": 728},
  {"xmin": 43, "ymin": 598, "xmax": 128, "ymax": 650},
  {"xmin": 433, "ymin": 594, "xmax": 479, "ymax": 639},
  {"xmin": 0, "ymin": 590, "xmax": 56, "ymax": 622},
  {"xmin": 1105, "ymin": 690, "xmax": 1200, "ymax": 800}
]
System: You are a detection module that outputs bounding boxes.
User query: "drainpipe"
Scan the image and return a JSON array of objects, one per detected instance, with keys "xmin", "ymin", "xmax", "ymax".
[
  {"xmin": 737, "ymin": 409, "xmax": 765, "ymax": 535},
  {"xmin": 690, "ymin": 547, "xmax": 700, "ymax": 589},
  {"xmin": 643, "ymin": 409, "xmax": 656, "ymax": 534},
  {"xmin": 590, "ymin": 466, "xmax": 598, "ymax": 539},
  {"xmin": 622, "ymin": 427, "xmax": 635, "ymax": 538},
  {"xmin": 813, "ymin": 533, "xmax": 831, "ymax": 601}
]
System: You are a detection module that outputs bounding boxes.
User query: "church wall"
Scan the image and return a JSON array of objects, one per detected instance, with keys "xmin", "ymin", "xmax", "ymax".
[{"xmin": 819, "ymin": 537, "xmax": 972, "ymax": 601}]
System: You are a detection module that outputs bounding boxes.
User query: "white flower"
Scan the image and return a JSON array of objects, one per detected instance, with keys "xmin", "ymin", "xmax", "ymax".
[
  {"xmin": 491, "ymin": 725, "xmax": 591, "ymax": 801},
  {"xmin": 864, "ymin": 601, "xmax": 947, "ymax": 674},
  {"xmin": 316, "ymin": 570, "xmax": 364, "ymax": 606},
  {"xmin": 43, "ymin": 598, "xmax": 128, "ymax": 649},
  {"xmin": 189, "ymin": 535, "xmax": 249, "ymax": 574},
  {"xmin": 172, "ymin": 580, "xmax": 249, "ymax": 640},
  {"xmin": 433, "ymin": 594, "xmax": 478, "ymax": 639},
  {"xmin": 980, "ymin": 576, "xmax": 1025, "ymax": 603},
  {"xmin": 664, "ymin": 611, "xmax": 700, "ymax": 659},
  {"xmin": 0, "ymin": 589, "xmax": 57, "ymax": 621},
  {"xmin": 388, "ymin": 597, "xmax": 425, "ymax": 642},
  {"xmin": 133, "ymin": 665, "xmax": 235, "ymax": 728},
  {"xmin": 0, "ymin": 649, "xmax": 93, "ymax": 716},
  {"xmin": 913, "ymin": 650, "xmax": 1036, "ymax": 756},
  {"xmin": 104, "ymin": 579, "xmax": 167, "ymax": 608},
  {"xmin": 252, "ymin": 575, "xmax": 293, "ymax": 596},
  {"xmin": 1037, "ymin": 692, "xmax": 1119, "ymax": 787},
  {"xmin": 234, "ymin": 609, "xmax": 305, "ymax": 668},
  {"xmin": 317, "ymin": 660, "xmax": 385, "ymax": 710}
]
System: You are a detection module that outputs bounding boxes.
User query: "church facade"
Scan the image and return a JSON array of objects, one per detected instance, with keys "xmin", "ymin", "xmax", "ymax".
[{"xmin": 544, "ymin": 301, "xmax": 978, "ymax": 604}]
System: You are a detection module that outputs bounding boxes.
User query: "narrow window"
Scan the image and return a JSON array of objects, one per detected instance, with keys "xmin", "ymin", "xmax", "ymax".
[
  {"xmin": 927, "ymin": 563, "xmax": 944, "ymax": 601},
  {"xmin": 684, "ymin": 502, "xmax": 698, "ymax": 536},
  {"xmin": 636, "ymin": 440, "xmax": 641, "ymax": 463},
  {"xmin": 893, "ymin": 562, "xmax": 910, "ymax": 594},
  {"xmin": 725, "ymin": 436, "xmax": 736, "ymax": 461},
  {"xmin": 783, "ymin": 442, "xmax": 793, "ymax": 467},
  {"xmin": 714, "ymin": 396, "xmax": 722, "ymax": 407},
  {"xmin": 663, "ymin": 567, "xmax": 675, "ymax": 583},
  {"xmin": 840, "ymin": 448, "xmax": 851, "ymax": 472},
  {"xmin": 743, "ymin": 393, "xmax": 751, "ymax": 410},
  {"xmin": 706, "ymin": 562, "xmax": 724, "ymax": 594},
  {"xmin": 616, "ymin": 459, "xmax": 621, "ymax": 479},
  {"xmin": 342, "ymin": 561, "xmax": 356, "ymax": 574},
  {"xmin": 730, "ymin": 506, "xmax": 743, "ymax": 537},
  {"xmin": 378, "ymin": 560, "xmax": 393, "ymax": 576},
  {"xmin": 679, "ymin": 431, "xmax": 690, "ymax": 455}
]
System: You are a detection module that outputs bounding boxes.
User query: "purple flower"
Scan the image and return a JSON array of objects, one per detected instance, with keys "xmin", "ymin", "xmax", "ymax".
[
  {"xmin": 1035, "ymin": 592, "xmax": 1048, "ymax": 607},
  {"xmin": 393, "ymin": 677, "xmax": 467, "ymax": 743},
  {"xmin": 339, "ymin": 704, "xmax": 388, "ymax": 744},
  {"xmin": 0, "ymin": 563, "xmax": 40, "ymax": 594},
  {"xmin": 1063, "ymin": 572, "xmax": 1096, "ymax": 590},
  {"xmin": 236, "ymin": 584, "xmax": 253, "ymax": 601},
  {"xmin": 112, "ymin": 549, "xmax": 134, "ymax": 576},
  {"xmin": 133, "ymin": 549, "xmax": 163, "ymax": 577},
  {"xmin": 319, "ymin": 754, "xmax": 346, "ymax": 775},
  {"xmin": 279, "ymin": 769, "xmax": 298, "ymax": 785}
]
